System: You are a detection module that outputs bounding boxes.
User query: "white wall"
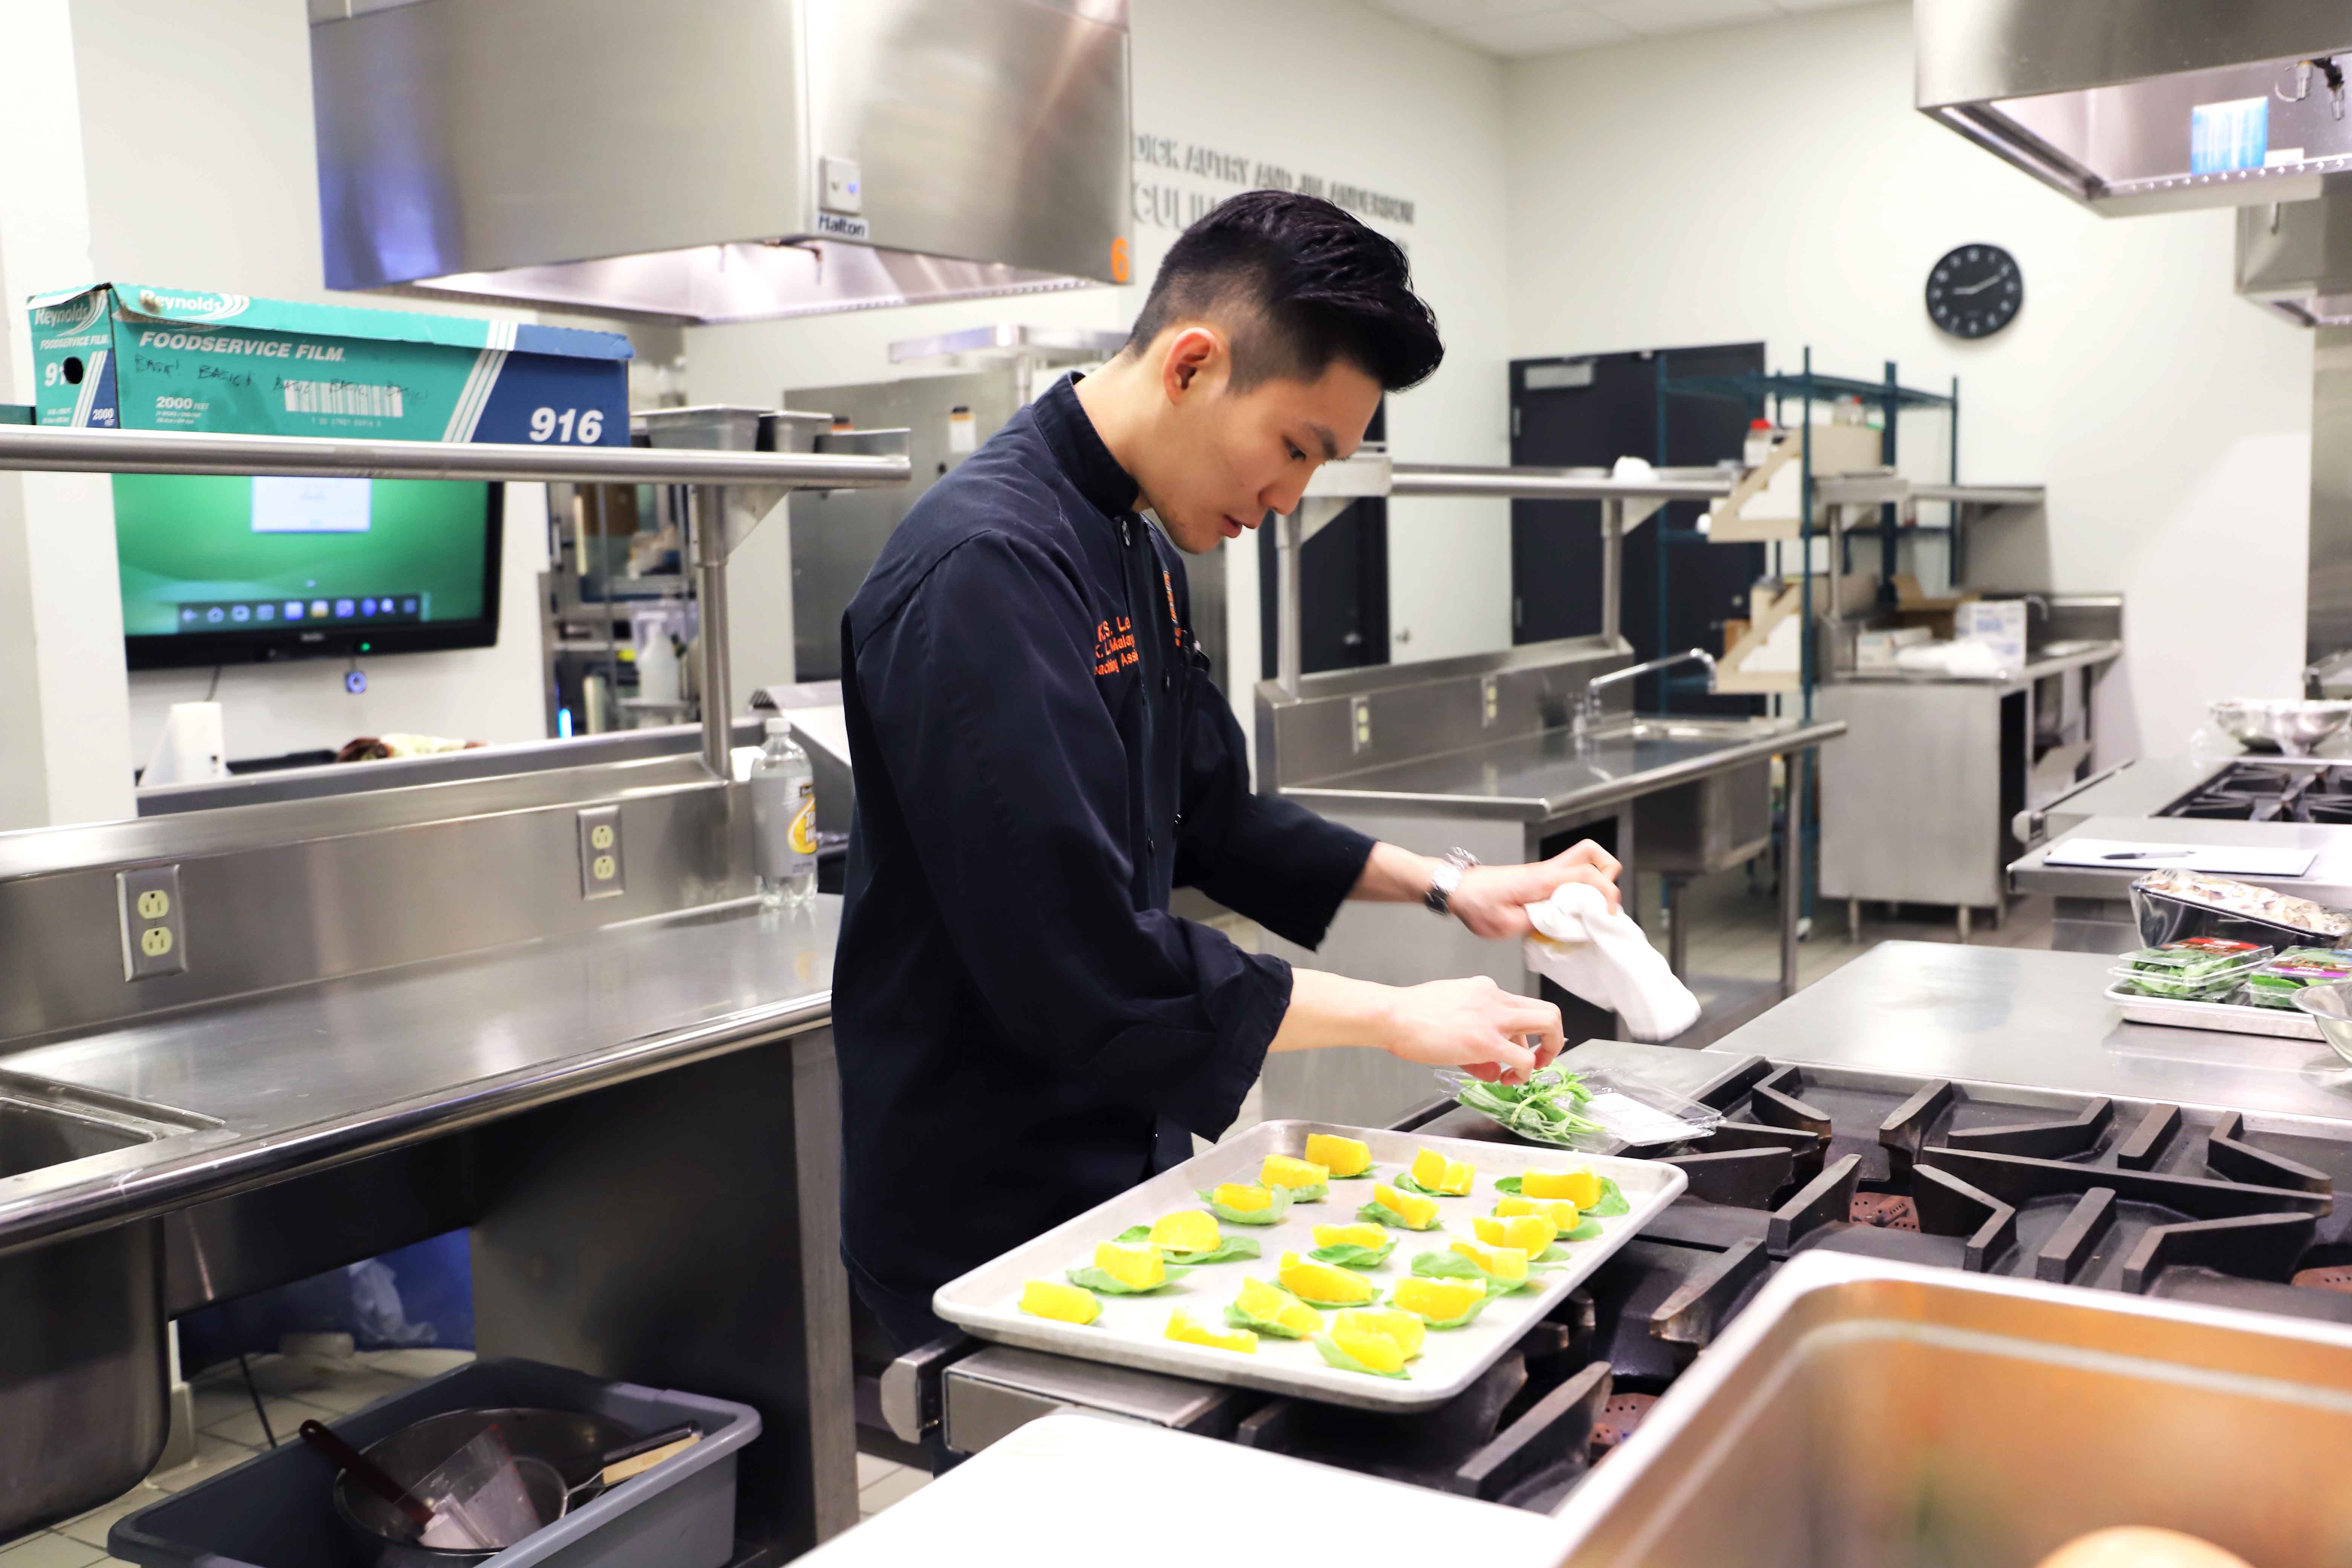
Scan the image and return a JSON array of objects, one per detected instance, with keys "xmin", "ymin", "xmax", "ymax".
[
  {"xmin": 684, "ymin": 0, "xmax": 1515, "ymax": 701},
  {"xmin": 68, "ymin": 0, "xmax": 553, "ymax": 767},
  {"xmin": 1503, "ymin": 2, "xmax": 2314, "ymax": 753}
]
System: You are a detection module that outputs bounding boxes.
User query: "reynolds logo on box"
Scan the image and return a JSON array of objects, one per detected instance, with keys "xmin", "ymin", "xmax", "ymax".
[{"xmin": 26, "ymin": 282, "xmax": 631, "ymax": 445}]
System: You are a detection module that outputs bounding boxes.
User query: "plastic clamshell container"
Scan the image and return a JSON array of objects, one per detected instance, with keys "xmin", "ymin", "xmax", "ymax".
[
  {"xmin": 110, "ymin": 1359, "xmax": 758, "ymax": 1568},
  {"xmin": 1549, "ymin": 1253, "xmax": 2352, "ymax": 1568}
]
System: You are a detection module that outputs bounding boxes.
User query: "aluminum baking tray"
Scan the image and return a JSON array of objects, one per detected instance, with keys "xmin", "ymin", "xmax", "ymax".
[
  {"xmin": 2104, "ymin": 983, "xmax": 2323, "ymax": 1041},
  {"xmin": 930, "ymin": 1119, "xmax": 1687, "ymax": 1413}
]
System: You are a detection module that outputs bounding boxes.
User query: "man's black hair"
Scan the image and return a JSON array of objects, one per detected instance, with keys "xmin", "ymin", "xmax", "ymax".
[{"xmin": 1124, "ymin": 190, "xmax": 1443, "ymax": 393}]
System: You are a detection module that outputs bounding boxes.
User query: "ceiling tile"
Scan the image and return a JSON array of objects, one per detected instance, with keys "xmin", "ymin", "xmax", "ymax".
[
  {"xmin": 1586, "ymin": 0, "xmax": 1780, "ymax": 37},
  {"xmin": 1451, "ymin": 7, "xmax": 1637, "ymax": 54},
  {"xmin": 1360, "ymin": 0, "xmax": 1568, "ymax": 22}
]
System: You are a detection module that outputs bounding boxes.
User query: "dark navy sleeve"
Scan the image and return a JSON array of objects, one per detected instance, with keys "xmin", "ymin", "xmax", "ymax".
[
  {"xmin": 848, "ymin": 531, "xmax": 1281, "ymax": 1139},
  {"xmin": 1173, "ymin": 653, "xmax": 1375, "ymax": 949}
]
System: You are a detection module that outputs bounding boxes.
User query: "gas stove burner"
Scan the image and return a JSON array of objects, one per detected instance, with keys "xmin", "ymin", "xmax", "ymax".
[
  {"xmin": 2294, "ymin": 1265, "xmax": 2352, "ymax": 1294},
  {"xmin": 1849, "ymin": 1192, "xmax": 1919, "ymax": 1230},
  {"xmin": 1589, "ymin": 1392, "xmax": 1656, "ymax": 1454},
  {"xmin": 2163, "ymin": 759, "xmax": 2352, "ymax": 822}
]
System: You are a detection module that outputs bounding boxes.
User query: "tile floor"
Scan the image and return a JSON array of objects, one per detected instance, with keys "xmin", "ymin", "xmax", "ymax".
[{"xmin": 0, "ymin": 1348, "xmax": 476, "ymax": 1567}]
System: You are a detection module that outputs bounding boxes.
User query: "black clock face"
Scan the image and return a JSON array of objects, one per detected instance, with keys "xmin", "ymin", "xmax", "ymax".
[{"xmin": 1926, "ymin": 244, "xmax": 2022, "ymax": 339}]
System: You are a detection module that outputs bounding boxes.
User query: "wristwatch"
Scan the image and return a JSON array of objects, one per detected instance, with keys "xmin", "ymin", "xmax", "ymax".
[{"xmin": 1424, "ymin": 848, "xmax": 1479, "ymax": 915}]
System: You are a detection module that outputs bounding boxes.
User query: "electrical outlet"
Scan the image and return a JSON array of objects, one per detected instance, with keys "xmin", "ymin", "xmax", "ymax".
[
  {"xmin": 577, "ymin": 805, "xmax": 624, "ymax": 900},
  {"xmin": 1350, "ymin": 696, "xmax": 1373, "ymax": 755},
  {"xmin": 118, "ymin": 864, "xmax": 187, "ymax": 980},
  {"xmin": 1482, "ymin": 675, "xmax": 1501, "ymax": 728}
]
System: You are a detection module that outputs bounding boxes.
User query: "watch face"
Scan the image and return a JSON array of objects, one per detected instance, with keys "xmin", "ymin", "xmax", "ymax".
[{"xmin": 1926, "ymin": 243, "xmax": 2022, "ymax": 339}]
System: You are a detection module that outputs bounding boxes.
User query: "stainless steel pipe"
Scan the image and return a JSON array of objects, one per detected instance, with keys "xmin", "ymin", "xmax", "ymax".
[{"xmin": 0, "ymin": 424, "xmax": 910, "ymax": 488}]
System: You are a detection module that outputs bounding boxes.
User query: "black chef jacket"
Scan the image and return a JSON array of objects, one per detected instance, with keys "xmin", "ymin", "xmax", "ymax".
[{"xmin": 835, "ymin": 374, "xmax": 1376, "ymax": 1313}]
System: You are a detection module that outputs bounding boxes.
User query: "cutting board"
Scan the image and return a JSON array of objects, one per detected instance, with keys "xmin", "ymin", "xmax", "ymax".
[{"xmin": 2043, "ymin": 838, "xmax": 2318, "ymax": 877}]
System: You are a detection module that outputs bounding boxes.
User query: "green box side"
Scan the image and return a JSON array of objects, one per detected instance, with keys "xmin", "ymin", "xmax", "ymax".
[
  {"xmin": 28, "ymin": 286, "xmax": 119, "ymax": 425},
  {"xmin": 112, "ymin": 324, "xmax": 482, "ymax": 440}
]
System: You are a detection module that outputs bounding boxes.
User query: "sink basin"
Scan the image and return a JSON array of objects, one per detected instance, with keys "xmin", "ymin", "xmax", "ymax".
[{"xmin": 0, "ymin": 1079, "xmax": 211, "ymax": 1536}]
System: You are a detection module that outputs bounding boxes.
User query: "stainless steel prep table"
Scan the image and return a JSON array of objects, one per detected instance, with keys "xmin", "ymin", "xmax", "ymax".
[
  {"xmin": 1698, "ymin": 939, "xmax": 2352, "ymax": 1123},
  {"xmin": 1259, "ymin": 716, "xmax": 1844, "ymax": 1127},
  {"xmin": 0, "ymin": 899, "xmax": 855, "ymax": 1554}
]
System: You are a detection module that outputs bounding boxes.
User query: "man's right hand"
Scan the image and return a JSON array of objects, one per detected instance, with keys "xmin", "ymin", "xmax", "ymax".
[
  {"xmin": 1271, "ymin": 969, "xmax": 1563, "ymax": 1085},
  {"xmin": 1379, "ymin": 976, "xmax": 1563, "ymax": 1083}
]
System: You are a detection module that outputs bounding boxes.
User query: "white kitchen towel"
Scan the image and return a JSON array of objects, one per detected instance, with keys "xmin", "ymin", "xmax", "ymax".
[{"xmin": 1523, "ymin": 882, "xmax": 1701, "ymax": 1043}]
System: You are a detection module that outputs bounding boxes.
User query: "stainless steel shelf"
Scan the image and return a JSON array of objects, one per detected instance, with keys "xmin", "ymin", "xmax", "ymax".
[
  {"xmin": 1388, "ymin": 462, "xmax": 1732, "ymax": 502},
  {"xmin": 1910, "ymin": 481, "xmax": 2045, "ymax": 508},
  {"xmin": 0, "ymin": 424, "xmax": 911, "ymax": 487}
]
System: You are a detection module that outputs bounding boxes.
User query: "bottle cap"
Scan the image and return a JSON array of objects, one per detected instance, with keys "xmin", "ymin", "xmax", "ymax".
[
  {"xmin": 1749, "ymin": 418, "xmax": 1773, "ymax": 430},
  {"xmin": 765, "ymin": 717, "xmax": 792, "ymax": 737}
]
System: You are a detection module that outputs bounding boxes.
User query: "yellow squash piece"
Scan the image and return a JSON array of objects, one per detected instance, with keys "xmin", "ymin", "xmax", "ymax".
[
  {"xmin": 1093, "ymin": 1240, "xmax": 1166, "ymax": 1291},
  {"xmin": 1261, "ymin": 1153, "xmax": 1331, "ymax": 1191},
  {"xmin": 1280, "ymin": 1251, "xmax": 1378, "ymax": 1305},
  {"xmin": 1496, "ymin": 1194, "xmax": 1582, "ymax": 1231},
  {"xmin": 1211, "ymin": 1182, "xmax": 1276, "ymax": 1214},
  {"xmin": 1374, "ymin": 1182, "xmax": 1441, "ymax": 1230},
  {"xmin": 1474, "ymin": 1213, "xmax": 1557, "ymax": 1252},
  {"xmin": 1332, "ymin": 1307, "xmax": 1426, "ymax": 1361},
  {"xmin": 1393, "ymin": 1274, "xmax": 1486, "ymax": 1322},
  {"xmin": 1409, "ymin": 1147, "xmax": 1476, "ymax": 1196},
  {"xmin": 1019, "ymin": 1280, "xmax": 1101, "ymax": 1325},
  {"xmin": 1312, "ymin": 1222, "xmax": 1389, "ymax": 1250},
  {"xmin": 1327, "ymin": 1323, "xmax": 1408, "ymax": 1375},
  {"xmin": 1166, "ymin": 1309, "xmax": 1257, "ymax": 1354},
  {"xmin": 1522, "ymin": 1168, "xmax": 1603, "ymax": 1207},
  {"xmin": 1234, "ymin": 1276, "xmax": 1324, "ymax": 1337},
  {"xmin": 1451, "ymin": 1239, "xmax": 1530, "ymax": 1282},
  {"xmin": 1149, "ymin": 1211, "xmax": 1222, "ymax": 1255},
  {"xmin": 1304, "ymin": 1132, "xmax": 1372, "ymax": 1177}
]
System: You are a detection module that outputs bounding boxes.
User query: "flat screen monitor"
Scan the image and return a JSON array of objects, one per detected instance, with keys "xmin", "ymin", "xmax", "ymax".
[{"xmin": 115, "ymin": 474, "xmax": 502, "ymax": 669}]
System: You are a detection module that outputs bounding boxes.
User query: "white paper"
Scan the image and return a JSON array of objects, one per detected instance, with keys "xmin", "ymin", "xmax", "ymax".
[{"xmin": 2043, "ymin": 838, "xmax": 2318, "ymax": 877}]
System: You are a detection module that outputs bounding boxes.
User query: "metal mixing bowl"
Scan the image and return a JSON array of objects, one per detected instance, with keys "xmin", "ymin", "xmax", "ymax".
[
  {"xmin": 332, "ymin": 1406, "xmax": 636, "ymax": 1567},
  {"xmin": 2294, "ymin": 983, "xmax": 2352, "ymax": 1067},
  {"xmin": 2209, "ymin": 697, "xmax": 2352, "ymax": 756}
]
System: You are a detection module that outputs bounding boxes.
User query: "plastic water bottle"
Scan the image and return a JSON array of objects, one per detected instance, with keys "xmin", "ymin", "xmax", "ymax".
[{"xmin": 750, "ymin": 718, "xmax": 817, "ymax": 909}]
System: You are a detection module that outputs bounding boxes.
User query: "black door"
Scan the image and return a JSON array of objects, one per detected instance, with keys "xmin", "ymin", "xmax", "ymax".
[
  {"xmin": 1260, "ymin": 402, "xmax": 1388, "ymax": 678},
  {"xmin": 1510, "ymin": 345, "xmax": 1764, "ymax": 716}
]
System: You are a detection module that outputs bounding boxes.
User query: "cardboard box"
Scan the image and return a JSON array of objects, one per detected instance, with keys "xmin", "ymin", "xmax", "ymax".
[
  {"xmin": 28, "ymin": 283, "xmax": 630, "ymax": 444},
  {"xmin": 1954, "ymin": 599, "xmax": 2028, "ymax": 671}
]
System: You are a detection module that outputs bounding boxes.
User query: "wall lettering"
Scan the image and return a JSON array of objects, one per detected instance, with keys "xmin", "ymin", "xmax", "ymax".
[{"xmin": 1130, "ymin": 131, "xmax": 1415, "ymax": 233}]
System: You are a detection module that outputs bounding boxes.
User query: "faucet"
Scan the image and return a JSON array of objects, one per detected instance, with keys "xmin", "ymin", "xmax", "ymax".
[{"xmin": 1577, "ymin": 648, "xmax": 1718, "ymax": 737}]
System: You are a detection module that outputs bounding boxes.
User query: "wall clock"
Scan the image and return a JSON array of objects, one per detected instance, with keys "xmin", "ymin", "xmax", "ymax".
[{"xmin": 1926, "ymin": 244, "xmax": 2022, "ymax": 339}]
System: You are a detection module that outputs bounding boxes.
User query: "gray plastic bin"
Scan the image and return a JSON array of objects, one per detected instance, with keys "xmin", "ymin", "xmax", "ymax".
[{"xmin": 111, "ymin": 1359, "xmax": 759, "ymax": 1568}]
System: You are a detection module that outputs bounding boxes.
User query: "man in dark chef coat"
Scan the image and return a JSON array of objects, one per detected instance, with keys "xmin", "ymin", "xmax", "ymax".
[{"xmin": 834, "ymin": 190, "xmax": 1623, "ymax": 1350}]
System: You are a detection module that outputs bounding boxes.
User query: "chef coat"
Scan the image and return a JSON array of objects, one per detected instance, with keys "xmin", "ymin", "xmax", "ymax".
[{"xmin": 834, "ymin": 373, "xmax": 1375, "ymax": 1309}]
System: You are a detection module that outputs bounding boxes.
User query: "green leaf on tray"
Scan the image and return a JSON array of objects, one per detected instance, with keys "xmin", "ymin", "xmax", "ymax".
[
  {"xmin": 1391, "ymin": 1170, "xmax": 1472, "ymax": 1199},
  {"xmin": 1312, "ymin": 1331, "xmax": 1410, "ymax": 1380},
  {"xmin": 1356, "ymin": 1197, "xmax": 1443, "ymax": 1231},
  {"xmin": 1225, "ymin": 1298, "xmax": 1318, "ymax": 1340},
  {"xmin": 1308, "ymin": 1239, "xmax": 1397, "ymax": 1269},
  {"xmin": 1064, "ymin": 1263, "xmax": 1193, "ymax": 1295},
  {"xmin": 1196, "ymin": 1185, "xmax": 1295, "ymax": 1226},
  {"xmin": 1283, "ymin": 1274, "xmax": 1380, "ymax": 1309},
  {"xmin": 1328, "ymin": 1167, "xmax": 1378, "ymax": 1180},
  {"xmin": 1591, "ymin": 1177, "xmax": 1631, "ymax": 1218},
  {"xmin": 1269, "ymin": 1181, "xmax": 1330, "ymax": 1204},
  {"xmin": 1387, "ymin": 1286, "xmax": 1490, "ymax": 1330},
  {"xmin": 1410, "ymin": 1249, "xmax": 1536, "ymax": 1295},
  {"xmin": 1108, "ymin": 1225, "xmax": 1259, "ymax": 1265}
]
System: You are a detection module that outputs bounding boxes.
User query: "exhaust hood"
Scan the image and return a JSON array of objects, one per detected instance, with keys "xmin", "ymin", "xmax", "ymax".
[
  {"xmin": 2239, "ymin": 198, "xmax": 2352, "ymax": 327},
  {"xmin": 307, "ymin": 0, "xmax": 1132, "ymax": 323},
  {"xmin": 1916, "ymin": 1, "xmax": 2352, "ymax": 216}
]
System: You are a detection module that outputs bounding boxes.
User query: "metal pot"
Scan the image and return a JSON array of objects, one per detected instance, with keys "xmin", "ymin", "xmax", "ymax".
[{"xmin": 331, "ymin": 1407, "xmax": 635, "ymax": 1568}]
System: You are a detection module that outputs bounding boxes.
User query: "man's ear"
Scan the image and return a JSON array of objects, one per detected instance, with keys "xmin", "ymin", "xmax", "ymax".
[{"xmin": 1159, "ymin": 326, "xmax": 1223, "ymax": 401}]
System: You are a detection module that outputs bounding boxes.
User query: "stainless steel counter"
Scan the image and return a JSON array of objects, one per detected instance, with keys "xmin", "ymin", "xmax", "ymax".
[
  {"xmin": 2027, "ymin": 755, "xmax": 2217, "ymax": 841},
  {"xmin": 1701, "ymin": 940, "xmax": 2352, "ymax": 1124},
  {"xmin": 2012, "ymin": 813, "xmax": 2352, "ymax": 905},
  {"xmin": 1279, "ymin": 717, "xmax": 1845, "ymax": 824},
  {"xmin": 0, "ymin": 899, "xmax": 837, "ymax": 1257},
  {"xmin": 1834, "ymin": 637, "xmax": 2122, "ymax": 688}
]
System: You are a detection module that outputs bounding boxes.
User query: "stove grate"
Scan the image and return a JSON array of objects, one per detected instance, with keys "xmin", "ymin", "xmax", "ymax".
[
  {"xmin": 1849, "ymin": 1192, "xmax": 1920, "ymax": 1230},
  {"xmin": 2294, "ymin": 1265, "xmax": 2352, "ymax": 1294}
]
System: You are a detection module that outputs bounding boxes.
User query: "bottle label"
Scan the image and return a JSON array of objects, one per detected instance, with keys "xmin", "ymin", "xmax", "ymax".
[{"xmin": 753, "ymin": 772, "xmax": 818, "ymax": 881}]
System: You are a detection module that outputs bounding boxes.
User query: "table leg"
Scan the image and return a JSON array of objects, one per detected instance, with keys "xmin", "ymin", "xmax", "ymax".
[{"xmin": 1780, "ymin": 752, "xmax": 1804, "ymax": 998}]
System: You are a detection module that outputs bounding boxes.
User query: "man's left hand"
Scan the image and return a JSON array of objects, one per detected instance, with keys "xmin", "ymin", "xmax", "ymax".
[{"xmin": 1446, "ymin": 840, "xmax": 1622, "ymax": 939}]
